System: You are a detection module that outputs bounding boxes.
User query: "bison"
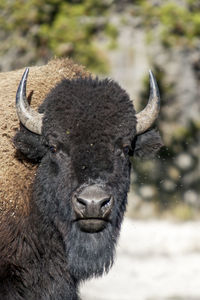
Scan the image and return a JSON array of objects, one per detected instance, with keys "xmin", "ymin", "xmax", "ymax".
[{"xmin": 0, "ymin": 58, "xmax": 163, "ymax": 299}]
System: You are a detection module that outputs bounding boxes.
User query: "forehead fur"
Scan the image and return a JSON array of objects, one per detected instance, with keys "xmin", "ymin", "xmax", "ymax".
[{"xmin": 40, "ymin": 76, "xmax": 136, "ymax": 144}]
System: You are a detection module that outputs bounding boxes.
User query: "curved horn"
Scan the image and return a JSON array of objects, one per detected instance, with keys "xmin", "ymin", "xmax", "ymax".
[
  {"xmin": 16, "ymin": 68, "xmax": 44, "ymax": 135},
  {"xmin": 136, "ymin": 70, "xmax": 160, "ymax": 135}
]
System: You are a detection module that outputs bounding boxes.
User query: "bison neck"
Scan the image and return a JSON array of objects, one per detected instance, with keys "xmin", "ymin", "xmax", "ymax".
[
  {"xmin": 0, "ymin": 212, "xmax": 79, "ymax": 300},
  {"xmin": 0, "ymin": 201, "xmax": 119, "ymax": 299}
]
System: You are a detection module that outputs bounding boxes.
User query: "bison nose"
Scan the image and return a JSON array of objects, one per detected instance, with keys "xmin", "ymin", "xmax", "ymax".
[
  {"xmin": 72, "ymin": 185, "xmax": 113, "ymax": 219},
  {"xmin": 76, "ymin": 195, "xmax": 112, "ymax": 217}
]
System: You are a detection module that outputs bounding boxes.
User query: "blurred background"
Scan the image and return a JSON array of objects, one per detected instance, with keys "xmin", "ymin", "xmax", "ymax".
[{"xmin": 1, "ymin": 0, "xmax": 200, "ymax": 299}]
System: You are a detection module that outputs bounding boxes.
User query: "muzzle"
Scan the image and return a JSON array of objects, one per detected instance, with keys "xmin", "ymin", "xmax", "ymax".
[{"xmin": 72, "ymin": 184, "xmax": 114, "ymax": 233}]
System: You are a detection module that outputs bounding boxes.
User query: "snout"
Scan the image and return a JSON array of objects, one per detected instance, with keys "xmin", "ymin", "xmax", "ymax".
[{"xmin": 72, "ymin": 185, "xmax": 114, "ymax": 232}]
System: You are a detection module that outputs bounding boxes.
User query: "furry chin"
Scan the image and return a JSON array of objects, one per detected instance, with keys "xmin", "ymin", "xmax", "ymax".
[{"xmin": 65, "ymin": 222, "xmax": 118, "ymax": 281}]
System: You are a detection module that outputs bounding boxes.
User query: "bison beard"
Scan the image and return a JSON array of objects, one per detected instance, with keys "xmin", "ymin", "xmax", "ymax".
[
  {"xmin": 66, "ymin": 222, "xmax": 116, "ymax": 280},
  {"xmin": 0, "ymin": 69, "xmax": 163, "ymax": 300}
]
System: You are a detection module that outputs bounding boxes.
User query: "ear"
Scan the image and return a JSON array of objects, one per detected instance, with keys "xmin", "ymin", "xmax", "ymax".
[
  {"xmin": 133, "ymin": 129, "xmax": 163, "ymax": 158},
  {"xmin": 13, "ymin": 125, "xmax": 47, "ymax": 162}
]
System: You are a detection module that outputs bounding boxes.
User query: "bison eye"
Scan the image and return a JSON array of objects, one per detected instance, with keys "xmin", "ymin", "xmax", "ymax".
[
  {"xmin": 49, "ymin": 145, "xmax": 57, "ymax": 153},
  {"xmin": 123, "ymin": 145, "xmax": 131, "ymax": 155}
]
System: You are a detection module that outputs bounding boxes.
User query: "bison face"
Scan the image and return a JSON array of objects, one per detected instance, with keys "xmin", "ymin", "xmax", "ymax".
[{"xmin": 14, "ymin": 70, "xmax": 162, "ymax": 280}]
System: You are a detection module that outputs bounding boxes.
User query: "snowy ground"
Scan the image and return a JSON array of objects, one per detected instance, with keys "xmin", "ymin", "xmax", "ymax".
[{"xmin": 80, "ymin": 218, "xmax": 200, "ymax": 300}]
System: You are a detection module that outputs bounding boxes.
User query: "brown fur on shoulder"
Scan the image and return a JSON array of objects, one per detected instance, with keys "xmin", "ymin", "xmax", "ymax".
[{"xmin": 0, "ymin": 58, "xmax": 90, "ymax": 219}]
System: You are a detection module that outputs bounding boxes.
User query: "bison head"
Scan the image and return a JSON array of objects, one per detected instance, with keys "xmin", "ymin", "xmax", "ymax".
[{"xmin": 14, "ymin": 69, "xmax": 162, "ymax": 280}]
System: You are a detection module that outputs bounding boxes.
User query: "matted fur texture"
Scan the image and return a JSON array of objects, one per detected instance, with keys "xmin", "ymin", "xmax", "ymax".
[{"xmin": 0, "ymin": 60, "xmax": 163, "ymax": 300}]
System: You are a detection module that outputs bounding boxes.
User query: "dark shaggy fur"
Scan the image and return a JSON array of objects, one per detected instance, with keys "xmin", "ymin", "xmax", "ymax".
[{"xmin": 1, "ymin": 76, "xmax": 163, "ymax": 299}]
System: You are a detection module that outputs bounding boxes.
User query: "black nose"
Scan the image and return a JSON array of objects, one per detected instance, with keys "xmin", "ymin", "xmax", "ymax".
[{"xmin": 72, "ymin": 185, "xmax": 113, "ymax": 219}]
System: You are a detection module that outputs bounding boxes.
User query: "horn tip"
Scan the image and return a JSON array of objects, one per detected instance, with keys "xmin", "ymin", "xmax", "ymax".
[
  {"xmin": 148, "ymin": 69, "xmax": 159, "ymax": 95},
  {"xmin": 24, "ymin": 67, "xmax": 29, "ymax": 77},
  {"xmin": 149, "ymin": 69, "xmax": 155, "ymax": 82}
]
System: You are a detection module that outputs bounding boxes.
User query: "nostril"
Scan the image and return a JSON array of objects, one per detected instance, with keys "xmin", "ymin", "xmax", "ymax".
[
  {"xmin": 76, "ymin": 197, "xmax": 86, "ymax": 210},
  {"xmin": 101, "ymin": 197, "xmax": 111, "ymax": 209},
  {"xmin": 100, "ymin": 197, "xmax": 113, "ymax": 217}
]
